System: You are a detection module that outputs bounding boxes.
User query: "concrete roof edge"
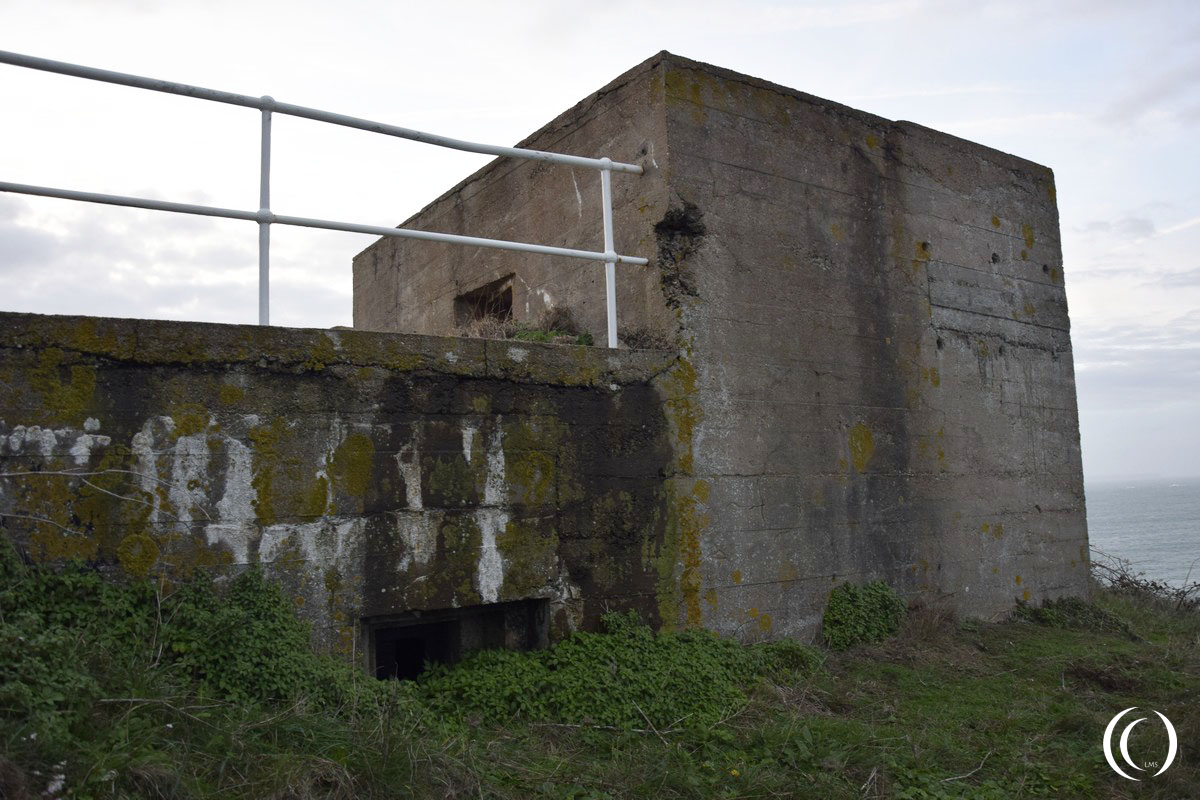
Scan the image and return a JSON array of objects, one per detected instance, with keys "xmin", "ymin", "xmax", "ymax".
[
  {"xmin": 351, "ymin": 51, "xmax": 671, "ymax": 261},
  {"xmin": 659, "ymin": 51, "xmax": 1054, "ymax": 176}
]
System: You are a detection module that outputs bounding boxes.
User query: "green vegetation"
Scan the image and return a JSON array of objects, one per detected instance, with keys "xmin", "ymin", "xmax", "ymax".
[
  {"xmin": 2, "ymin": 547, "xmax": 1196, "ymax": 799},
  {"xmin": 821, "ymin": 580, "xmax": 906, "ymax": 650},
  {"xmin": 455, "ymin": 307, "xmax": 595, "ymax": 347}
]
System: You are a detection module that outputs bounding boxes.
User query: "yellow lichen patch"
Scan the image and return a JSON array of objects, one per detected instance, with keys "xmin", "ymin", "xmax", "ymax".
[
  {"xmin": 1014, "ymin": 575, "xmax": 1022, "ymax": 585},
  {"xmin": 748, "ymin": 607, "xmax": 760, "ymax": 618},
  {"xmin": 758, "ymin": 612, "xmax": 772, "ymax": 632},
  {"xmin": 116, "ymin": 533, "xmax": 160, "ymax": 577},
  {"xmin": 470, "ymin": 395, "xmax": 491, "ymax": 414},
  {"xmin": 294, "ymin": 595, "xmax": 306, "ymax": 607},
  {"xmin": 865, "ymin": 133, "xmax": 879, "ymax": 150},
  {"xmin": 1022, "ymin": 224, "xmax": 1035, "ymax": 250},
  {"xmin": 848, "ymin": 423, "xmax": 875, "ymax": 473},
  {"xmin": 991, "ymin": 215, "xmax": 1001, "ymax": 228},
  {"xmin": 732, "ymin": 569, "xmax": 743, "ymax": 584},
  {"xmin": 831, "ymin": 223, "xmax": 845, "ymax": 242},
  {"xmin": 1023, "ymin": 589, "xmax": 1032, "ymax": 601},
  {"xmin": 1019, "ymin": 249, "xmax": 1027, "ymax": 261},
  {"xmin": 655, "ymin": 477, "xmax": 709, "ymax": 630},
  {"xmin": 921, "ymin": 366, "xmax": 941, "ymax": 388},
  {"xmin": 981, "ymin": 523, "xmax": 990, "ymax": 534},
  {"xmin": 661, "ymin": 355, "xmax": 702, "ymax": 475},
  {"xmin": 1023, "ymin": 303, "xmax": 1037, "ymax": 318},
  {"xmin": 992, "ymin": 523, "xmax": 1003, "ymax": 539},
  {"xmin": 1050, "ymin": 267, "xmax": 1061, "ymax": 284},
  {"xmin": 704, "ymin": 587, "xmax": 718, "ymax": 609}
]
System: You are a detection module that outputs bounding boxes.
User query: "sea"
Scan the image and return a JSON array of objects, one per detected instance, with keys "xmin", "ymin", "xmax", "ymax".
[{"xmin": 1085, "ymin": 477, "xmax": 1200, "ymax": 588}]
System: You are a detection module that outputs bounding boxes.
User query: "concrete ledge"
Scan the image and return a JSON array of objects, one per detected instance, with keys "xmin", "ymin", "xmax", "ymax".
[{"xmin": 0, "ymin": 312, "xmax": 676, "ymax": 389}]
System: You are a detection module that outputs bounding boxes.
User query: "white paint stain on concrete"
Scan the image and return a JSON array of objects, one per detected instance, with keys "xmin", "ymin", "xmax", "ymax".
[
  {"xmin": 208, "ymin": 436, "xmax": 256, "ymax": 564},
  {"xmin": 476, "ymin": 508, "xmax": 505, "ymax": 603},
  {"xmin": 168, "ymin": 433, "xmax": 211, "ymax": 524},
  {"xmin": 396, "ymin": 511, "xmax": 439, "ymax": 572},
  {"xmin": 461, "ymin": 421, "xmax": 477, "ymax": 465},
  {"xmin": 1, "ymin": 423, "xmax": 111, "ymax": 465},
  {"xmin": 507, "ymin": 347, "xmax": 528, "ymax": 363},
  {"xmin": 396, "ymin": 437, "xmax": 422, "ymax": 510},
  {"xmin": 68, "ymin": 432, "xmax": 111, "ymax": 465},
  {"xmin": 483, "ymin": 426, "xmax": 506, "ymax": 507},
  {"xmin": 475, "ymin": 426, "xmax": 508, "ymax": 602}
]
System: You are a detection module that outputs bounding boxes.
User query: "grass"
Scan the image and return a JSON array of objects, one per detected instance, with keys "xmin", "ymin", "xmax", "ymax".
[{"xmin": 2, "ymin": 552, "xmax": 1197, "ymax": 799}]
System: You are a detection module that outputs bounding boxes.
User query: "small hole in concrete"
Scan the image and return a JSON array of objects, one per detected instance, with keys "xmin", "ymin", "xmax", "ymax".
[
  {"xmin": 936, "ymin": 338, "xmax": 944, "ymax": 350},
  {"xmin": 454, "ymin": 274, "xmax": 514, "ymax": 327},
  {"xmin": 991, "ymin": 253, "xmax": 1000, "ymax": 264},
  {"xmin": 1042, "ymin": 264, "xmax": 1050, "ymax": 274}
]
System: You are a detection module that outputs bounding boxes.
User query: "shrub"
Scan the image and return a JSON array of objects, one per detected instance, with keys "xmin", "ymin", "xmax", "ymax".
[{"xmin": 821, "ymin": 580, "xmax": 906, "ymax": 650}]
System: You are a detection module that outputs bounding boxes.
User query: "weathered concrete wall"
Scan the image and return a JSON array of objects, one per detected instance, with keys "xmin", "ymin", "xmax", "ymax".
[
  {"xmin": 661, "ymin": 56, "xmax": 1088, "ymax": 637},
  {"xmin": 0, "ymin": 312, "xmax": 678, "ymax": 659},
  {"xmin": 355, "ymin": 52, "xmax": 1090, "ymax": 638}
]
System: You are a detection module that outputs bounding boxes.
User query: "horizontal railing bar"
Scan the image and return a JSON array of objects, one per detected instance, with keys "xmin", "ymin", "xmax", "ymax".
[
  {"xmin": 0, "ymin": 181, "xmax": 650, "ymax": 266},
  {"xmin": 0, "ymin": 49, "xmax": 644, "ymax": 175}
]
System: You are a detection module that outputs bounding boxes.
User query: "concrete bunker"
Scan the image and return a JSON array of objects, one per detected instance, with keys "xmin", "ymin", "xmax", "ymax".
[{"xmin": 0, "ymin": 51, "xmax": 1090, "ymax": 658}]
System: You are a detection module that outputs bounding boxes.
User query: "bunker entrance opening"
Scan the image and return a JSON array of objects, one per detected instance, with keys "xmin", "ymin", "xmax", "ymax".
[
  {"xmin": 454, "ymin": 273, "xmax": 514, "ymax": 326},
  {"xmin": 369, "ymin": 598, "xmax": 549, "ymax": 680}
]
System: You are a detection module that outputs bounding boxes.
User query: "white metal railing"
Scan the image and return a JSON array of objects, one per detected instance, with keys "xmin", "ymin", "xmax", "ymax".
[{"xmin": 0, "ymin": 50, "xmax": 648, "ymax": 348}]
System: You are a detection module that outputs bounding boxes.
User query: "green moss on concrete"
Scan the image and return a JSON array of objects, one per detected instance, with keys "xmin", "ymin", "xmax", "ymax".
[
  {"xmin": 501, "ymin": 421, "xmax": 560, "ymax": 508},
  {"xmin": 168, "ymin": 403, "xmax": 210, "ymax": 438},
  {"xmin": 116, "ymin": 533, "xmax": 160, "ymax": 577},
  {"xmin": 248, "ymin": 419, "xmax": 287, "ymax": 527},
  {"xmin": 439, "ymin": 515, "xmax": 484, "ymax": 607},
  {"xmin": 302, "ymin": 475, "xmax": 329, "ymax": 518},
  {"xmin": 218, "ymin": 383, "xmax": 245, "ymax": 406},
  {"xmin": 496, "ymin": 518, "xmax": 558, "ymax": 598},
  {"xmin": 329, "ymin": 433, "xmax": 375, "ymax": 503},
  {"xmin": 302, "ymin": 333, "xmax": 340, "ymax": 372},
  {"xmin": 428, "ymin": 456, "xmax": 476, "ymax": 508}
]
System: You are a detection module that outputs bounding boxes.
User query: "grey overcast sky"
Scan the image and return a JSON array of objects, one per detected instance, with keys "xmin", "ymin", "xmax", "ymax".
[{"xmin": 1, "ymin": 0, "xmax": 1197, "ymax": 482}]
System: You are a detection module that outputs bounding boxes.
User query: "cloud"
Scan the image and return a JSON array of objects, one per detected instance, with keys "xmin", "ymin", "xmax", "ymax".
[
  {"xmin": 0, "ymin": 194, "xmax": 351, "ymax": 327},
  {"xmin": 1074, "ymin": 311, "xmax": 1200, "ymax": 411},
  {"xmin": 1157, "ymin": 267, "xmax": 1200, "ymax": 288},
  {"xmin": 1100, "ymin": 56, "xmax": 1200, "ymax": 125}
]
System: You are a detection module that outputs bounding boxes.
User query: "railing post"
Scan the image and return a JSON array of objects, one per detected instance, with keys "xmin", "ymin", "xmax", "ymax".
[
  {"xmin": 258, "ymin": 96, "xmax": 273, "ymax": 326},
  {"xmin": 599, "ymin": 158, "xmax": 617, "ymax": 349}
]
